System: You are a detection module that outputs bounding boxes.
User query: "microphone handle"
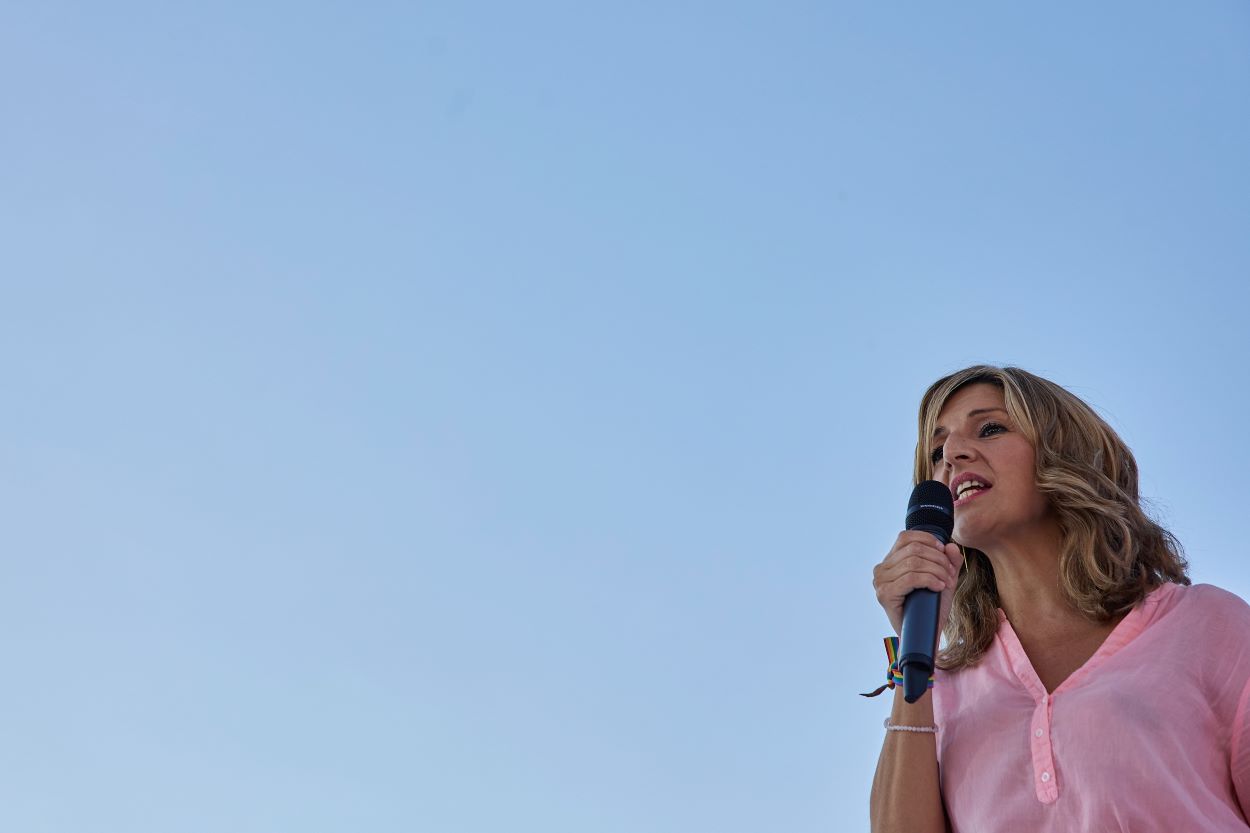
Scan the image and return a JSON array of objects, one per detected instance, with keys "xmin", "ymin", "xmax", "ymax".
[
  {"xmin": 899, "ymin": 589, "xmax": 939, "ymax": 703},
  {"xmin": 898, "ymin": 523, "xmax": 950, "ymax": 703}
]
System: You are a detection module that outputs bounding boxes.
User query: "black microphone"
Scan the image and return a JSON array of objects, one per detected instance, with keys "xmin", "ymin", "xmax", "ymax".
[{"xmin": 899, "ymin": 480, "xmax": 955, "ymax": 703}]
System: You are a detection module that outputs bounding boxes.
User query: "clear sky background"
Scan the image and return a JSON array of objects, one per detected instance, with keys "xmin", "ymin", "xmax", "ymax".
[{"xmin": 2, "ymin": 2, "xmax": 1248, "ymax": 831}]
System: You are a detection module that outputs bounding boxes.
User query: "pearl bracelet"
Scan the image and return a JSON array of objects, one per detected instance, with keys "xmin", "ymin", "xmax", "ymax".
[{"xmin": 884, "ymin": 718, "xmax": 938, "ymax": 733}]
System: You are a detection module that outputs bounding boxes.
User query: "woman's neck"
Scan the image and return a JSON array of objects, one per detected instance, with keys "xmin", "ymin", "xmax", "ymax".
[{"xmin": 981, "ymin": 518, "xmax": 1089, "ymax": 639}]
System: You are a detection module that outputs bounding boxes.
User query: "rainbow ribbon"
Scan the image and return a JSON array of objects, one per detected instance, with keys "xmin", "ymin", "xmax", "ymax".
[{"xmin": 859, "ymin": 636, "xmax": 935, "ymax": 698}]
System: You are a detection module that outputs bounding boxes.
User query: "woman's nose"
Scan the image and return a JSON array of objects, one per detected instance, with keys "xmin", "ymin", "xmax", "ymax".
[{"xmin": 941, "ymin": 432, "xmax": 976, "ymax": 464}]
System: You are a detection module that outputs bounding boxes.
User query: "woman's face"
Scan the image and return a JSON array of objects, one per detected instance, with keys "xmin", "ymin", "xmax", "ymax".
[{"xmin": 929, "ymin": 383, "xmax": 1053, "ymax": 551}]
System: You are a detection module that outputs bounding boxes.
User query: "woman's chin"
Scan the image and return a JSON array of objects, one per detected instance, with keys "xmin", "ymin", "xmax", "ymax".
[{"xmin": 952, "ymin": 523, "xmax": 989, "ymax": 552}]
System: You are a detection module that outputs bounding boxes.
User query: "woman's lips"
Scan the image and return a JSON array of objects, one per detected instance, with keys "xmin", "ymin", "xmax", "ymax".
[{"xmin": 954, "ymin": 485, "xmax": 991, "ymax": 508}]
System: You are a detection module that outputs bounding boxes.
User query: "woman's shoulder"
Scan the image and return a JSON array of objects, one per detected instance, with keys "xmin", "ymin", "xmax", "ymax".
[
  {"xmin": 1174, "ymin": 581, "xmax": 1250, "ymax": 610},
  {"xmin": 1165, "ymin": 582, "xmax": 1250, "ymax": 630}
]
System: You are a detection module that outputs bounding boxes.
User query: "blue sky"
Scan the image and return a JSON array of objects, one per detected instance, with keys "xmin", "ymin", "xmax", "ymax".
[{"xmin": 2, "ymin": 2, "xmax": 1248, "ymax": 831}]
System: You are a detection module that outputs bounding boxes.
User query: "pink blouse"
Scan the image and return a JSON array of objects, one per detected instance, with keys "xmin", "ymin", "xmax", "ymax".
[{"xmin": 932, "ymin": 582, "xmax": 1250, "ymax": 832}]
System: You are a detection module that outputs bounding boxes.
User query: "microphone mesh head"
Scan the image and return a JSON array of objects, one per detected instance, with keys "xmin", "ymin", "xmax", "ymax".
[{"xmin": 906, "ymin": 480, "xmax": 954, "ymax": 539}]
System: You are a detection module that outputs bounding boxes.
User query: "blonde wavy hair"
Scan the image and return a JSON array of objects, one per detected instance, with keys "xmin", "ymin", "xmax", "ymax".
[{"xmin": 915, "ymin": 366, "xmax": 1190, "ymax": 670}]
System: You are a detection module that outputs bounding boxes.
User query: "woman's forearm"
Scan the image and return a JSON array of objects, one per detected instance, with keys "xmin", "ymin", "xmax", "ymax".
[{"xmin": 869, "ymin": 689, "xmax": 948, "ymax": 833}]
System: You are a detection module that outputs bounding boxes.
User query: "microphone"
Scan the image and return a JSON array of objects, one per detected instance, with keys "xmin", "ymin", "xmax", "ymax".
[{"xmin": 899, "ymin": 480, "xmax": 955, "ymax": 703}]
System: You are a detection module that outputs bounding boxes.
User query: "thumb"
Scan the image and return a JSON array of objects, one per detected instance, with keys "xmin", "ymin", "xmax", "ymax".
[{"xmin": 944, "ymin": 542, "xmax": 963, "ymax": 571}]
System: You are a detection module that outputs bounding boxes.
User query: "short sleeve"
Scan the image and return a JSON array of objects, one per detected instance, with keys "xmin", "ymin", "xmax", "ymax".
[{"xmin": 1233, "ymin": 678, "xmax": 1250, "ymax": 817}]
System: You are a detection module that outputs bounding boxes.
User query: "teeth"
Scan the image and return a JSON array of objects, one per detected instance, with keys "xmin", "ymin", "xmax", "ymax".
[{"xmin": 957, "ymin": 480, "xmax": 987, "ymax": 497}]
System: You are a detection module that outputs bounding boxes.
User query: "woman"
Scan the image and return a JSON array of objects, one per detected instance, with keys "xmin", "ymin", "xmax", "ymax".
[{"xmin": 869, "ymin": 365, "xmax": 1250, "ymax": 832}]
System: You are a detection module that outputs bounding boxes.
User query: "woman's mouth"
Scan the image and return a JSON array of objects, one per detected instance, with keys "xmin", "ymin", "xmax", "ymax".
[{"xmin": 953, "ymin": 480, "xmax": 992, "ymax": 508}]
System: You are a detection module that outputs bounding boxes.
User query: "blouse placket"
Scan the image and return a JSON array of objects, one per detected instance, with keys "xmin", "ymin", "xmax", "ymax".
[{"xmin": 994, "ymin": 597, "xmax": 1158, "ymax": 806}]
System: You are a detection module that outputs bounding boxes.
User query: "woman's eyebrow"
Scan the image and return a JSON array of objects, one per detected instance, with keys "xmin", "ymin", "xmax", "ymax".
[{"xmin": 932, "ymin": 407, "xmax": 1009, "ymax": 438}]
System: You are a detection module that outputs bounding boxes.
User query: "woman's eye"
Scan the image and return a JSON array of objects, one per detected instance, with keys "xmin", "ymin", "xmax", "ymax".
[
  {"xmin": 980, "ymin": 422, "xmax": 1006, "ymax": 437},
  {"xmin": 932, "ymin": 423, "xmax": 1005, "ymax": 465}
]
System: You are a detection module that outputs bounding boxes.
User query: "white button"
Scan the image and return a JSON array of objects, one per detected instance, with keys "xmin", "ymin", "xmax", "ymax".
[
  {"xmin": 1041, "ymin": 771, "xmax": 1051, "ymax": 782},
  {"xmin": 1035, "ymin": 728, "xmax": 1044, "ymax": 738}
]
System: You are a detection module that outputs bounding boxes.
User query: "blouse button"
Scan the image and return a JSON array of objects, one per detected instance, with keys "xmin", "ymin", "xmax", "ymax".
[
  {"xmin": 1041, "ymin": 771, "xmax": 1051, "ymax": 783},
  {"xmin": 1034, "ymin": 728, "xmax": 1044, "ymax": 738}
]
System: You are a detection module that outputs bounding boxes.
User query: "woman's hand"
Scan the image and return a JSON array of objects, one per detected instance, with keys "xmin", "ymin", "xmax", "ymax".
[{"xmin": 872, "ymin": 532, "xmax": 964, "ymax": 637}]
